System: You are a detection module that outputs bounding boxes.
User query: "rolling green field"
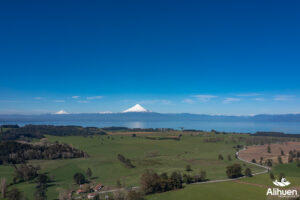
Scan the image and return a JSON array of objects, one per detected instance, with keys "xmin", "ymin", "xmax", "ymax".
[
  {"xmin": 147, "ymin": 163, "xmax": 300, "ymax": 200},
  {"xmin": 0, "ymin": 132, "xmax": 283, "ymax": 199}
]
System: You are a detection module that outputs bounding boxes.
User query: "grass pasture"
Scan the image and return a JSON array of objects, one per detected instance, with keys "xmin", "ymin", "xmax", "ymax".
[
  {"xmin": 146, "ymin": 177, "xmax": 267, "ymax": 200},
  {"xmin": 147, "ymin": 163, "xmax": 300, "ymax": 200},
  {"xmin": 0, "ymin": 132, "xmax": 271, "ymax": 199}
]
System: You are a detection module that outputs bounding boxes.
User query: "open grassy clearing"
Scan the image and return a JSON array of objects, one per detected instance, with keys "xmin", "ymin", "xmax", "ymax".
[{"xmin": 0, "ymin": 132, "xmax": 265, "ymax": 199}]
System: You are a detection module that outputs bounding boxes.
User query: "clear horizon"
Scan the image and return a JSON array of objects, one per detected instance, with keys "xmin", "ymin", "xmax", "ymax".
[{"xmin": 1, "ymin": 1, "xmax": 300, "ymax": 115}]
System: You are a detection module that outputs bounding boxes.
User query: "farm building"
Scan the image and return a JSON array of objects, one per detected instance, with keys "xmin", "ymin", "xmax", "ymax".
[{"xmin": 93, "ymin": 183, "xmax": 104, "ymax": 191}]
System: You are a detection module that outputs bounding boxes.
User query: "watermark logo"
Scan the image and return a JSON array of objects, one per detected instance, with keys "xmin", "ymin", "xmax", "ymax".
[
  {"xmin": 273, "ymin": 178, "xmax": 291, "ymax": 187},
  {"xmin": 267, "ymin": 177, "xmax": 299, "ymax": 198}
]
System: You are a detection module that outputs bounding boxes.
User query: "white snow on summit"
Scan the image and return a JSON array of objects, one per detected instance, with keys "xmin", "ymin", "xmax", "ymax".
[
  {"xmin": 55, "ymin": 110, "xmax": 69, "ymax": 114},
  {"xmin": 123, "ymin": 104, "xmax": 149, "ymax": 113}
]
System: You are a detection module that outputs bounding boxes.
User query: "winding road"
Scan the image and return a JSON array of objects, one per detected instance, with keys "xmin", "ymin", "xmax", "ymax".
[
  {"xmin": 191, "ymin": 147, "xmax": 270, "ymax": 185},
  {"xmin": 93, "ymin": 147, "xmax": 270, "ymax": 196}
]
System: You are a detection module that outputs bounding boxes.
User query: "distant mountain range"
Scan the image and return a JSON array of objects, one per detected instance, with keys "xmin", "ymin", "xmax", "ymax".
[{"xmin": 1, "ymin": 112, "xmax": 300, "ymax": 122}]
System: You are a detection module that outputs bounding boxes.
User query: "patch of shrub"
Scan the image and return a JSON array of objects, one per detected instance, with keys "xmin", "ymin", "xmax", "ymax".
[{"xmin": 117, "ymin": 154, "xmax": 135, "ymax": 168}]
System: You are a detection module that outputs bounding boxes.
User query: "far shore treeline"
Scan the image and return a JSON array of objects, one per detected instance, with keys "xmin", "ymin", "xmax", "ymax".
[{"xmin": 2, "ymin": 124, "xmax": 300, "ymax": 142}]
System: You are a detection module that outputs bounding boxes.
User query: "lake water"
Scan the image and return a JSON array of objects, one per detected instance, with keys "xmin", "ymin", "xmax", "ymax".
[{"xmin": 1, "ymin": 120, "xmax": 300, "ymax": 134}]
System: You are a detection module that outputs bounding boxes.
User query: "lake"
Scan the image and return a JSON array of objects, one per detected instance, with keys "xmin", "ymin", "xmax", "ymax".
[{"xmin": 1, "ymin": 120, "xmax": 300, "ymax": 134}]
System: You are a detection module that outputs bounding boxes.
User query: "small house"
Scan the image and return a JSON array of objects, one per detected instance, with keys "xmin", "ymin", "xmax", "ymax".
[
  {"xmin": 93, "ymin": 183, "xmax": 104, "ymax": 191},
  {"xmin": 76, "ymin": 189, "xmax": 84, "ymax": 194}
]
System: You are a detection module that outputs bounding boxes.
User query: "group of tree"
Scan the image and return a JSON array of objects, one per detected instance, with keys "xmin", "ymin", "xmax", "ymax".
[
  {"xmin": 226, "ymin": 164, "xmax": 243, "ymax": 178},
  {"xmin": 73, "ymin": 173, "xmax": 86, "ymax": 185},
  {"xmin": 5, "ymin": 188, "xmax": 23, "ymax": 200},
  {"xmin": 72, "ymin": 168, "xmax": 93, "ymax": 185},
  {"xmin": 0, "ymin": 165, "xmax": 51, "ymax": 200},
  {"xmin": 244, "ymin": 135, "xmax": 295, "ymax": 146},
  {"xmin": 0, "ymin": 141, "xmax": 87, "ymax": 165},
  {"xmin": 102, "ymin": 127, "xmax": 174, "ymax": 132},
  {"xmin": 253, "ymin": 131, "xmax": 300, "ymax": 139},
  {"xmin": 117, "ymin": 154, "xmax": 135, "ymax": 168},
  {"xmin": 13, "ymin": 164, "xmax": 39, "ymax": 183},
  {"xmin": 35, "ymin": 173, "xmax": 50, "ymax": 200},
  {"xmin": 182, "ymin": 171, "xmax": 207, "ymax": 184},
  {"xmin": 288, "ymin": 149, "xmax": 300, "ymax": 163},
  {"xmin": 0, "ymin": 125, "xmax": 107, "ymax": 140},
  {"xmin": 139, "ymin": 169, "xmax": 207, "ymax": 195},
  {"xmin": 140, "ymin": 170, "xmax": 183, "ymax": 194}
]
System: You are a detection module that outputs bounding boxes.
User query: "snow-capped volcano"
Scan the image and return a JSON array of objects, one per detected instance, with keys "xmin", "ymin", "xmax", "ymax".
[
  {"xmin": 123, "ymin": 104, "xmax": 149, "ymax": 113},
  {"xmin": 55, "ymin": 110, "xmax": 69, "ymax": 114}
]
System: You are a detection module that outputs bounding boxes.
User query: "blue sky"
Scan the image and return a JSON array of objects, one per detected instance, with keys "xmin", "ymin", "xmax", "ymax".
[{"xmin": 1, "ymin": 0, "xmax": 300, "ymax": 115}]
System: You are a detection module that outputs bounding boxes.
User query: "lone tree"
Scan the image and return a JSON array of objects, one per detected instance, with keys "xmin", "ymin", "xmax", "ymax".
[
  {"xmin": 244, "ymin": 168, "xmax": 252, "ymax": 177},
  {"xmin": 265, "ymin": 159, "xmax": 273, "ymax": 167},
  {"xmin": 218, "ymin": 154, "xmax": 224, "ymax": 160},
  {"xmin": 227, "ymin": 155, "xmax": 232, "ymax": 161},
  {"xmin": 0, "ymin": 178, "xmax": 7, "ymax": 198},
  {"xmin": 288, "ymin": 154, "xmax": 294, "ymax": 163},
  {"xmin": 270, "ymin": 172, "xmax": 275, "ymax": 180},
  {"xmin": 279, "ymin": 172, "xmax": 285, "ymax": 180},
  {"xmin": 200, "ymin": 170, "xmax": 207, "ymax": 181},
  {"xmin": 226, "ymin": 164, "xmax": 242, "ymax": 178},
  {"xmin": 281, "ymin": 149, "xmax": 285, "ymax": 156},
  {"xmin": 36, "ymin": 174, "xmax": 49, "ymax": 188},
  {"xmin": 73, "ymin": 173, "xmax": 86, "ymax": 185},
  {"xmin": 259, "ymin": 157, "xmax": 264, "ymax": 165},
  {"xmin": 278, "ymin": 156, "xmax": 283, "ymax": 164},
  {"xmin": 116, "ymin": 180, "xmax": 122, "ymax": 188},
  {"xmin": 86, "ymin": 168, "xmax": 92, "ymax": 178},
  {"xmin": 251, "ymin": 158, "xmax": 256, "ymax": 163},
  {"xmin": 267, "ymin": 146, "xmax": 271, "ymax": 153},
  {"xmin": 185, "ymin": 165, "xmax": 192, "ymax": 172}
]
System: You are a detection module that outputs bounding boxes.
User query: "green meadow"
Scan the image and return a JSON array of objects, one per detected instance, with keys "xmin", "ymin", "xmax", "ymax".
[
  {"xmin": 147, "ymin": 163, "xmax": 300, "ymax": 200},
  {"xmin": 0, "ymin": 132, "xmax": 280, "ymax": 199}
]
